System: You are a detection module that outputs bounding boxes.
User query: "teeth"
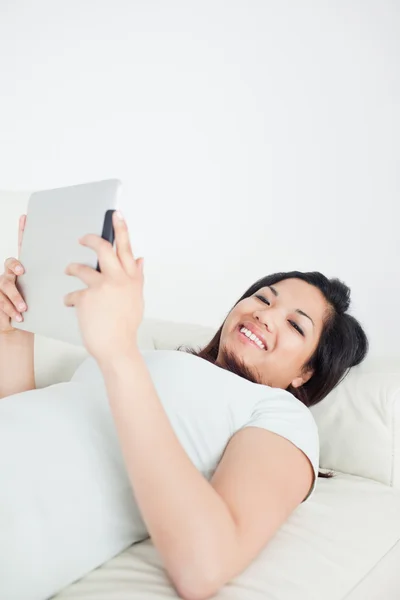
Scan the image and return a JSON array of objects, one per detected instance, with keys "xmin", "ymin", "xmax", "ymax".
[{"xmin": 239, "ymin": 326, "xmax": 266, "ymax": 349}]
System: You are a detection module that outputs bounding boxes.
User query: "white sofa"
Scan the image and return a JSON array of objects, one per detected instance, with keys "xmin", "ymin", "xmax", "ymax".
[{"xmin": 1, "ymin": 190, "xmax": 400, "ymax": 600}]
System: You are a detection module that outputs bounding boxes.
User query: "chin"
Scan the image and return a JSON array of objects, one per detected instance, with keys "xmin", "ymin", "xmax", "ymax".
[{"xmin": 216, "ymin": 343, "xmax": 262, "ymax": 385}]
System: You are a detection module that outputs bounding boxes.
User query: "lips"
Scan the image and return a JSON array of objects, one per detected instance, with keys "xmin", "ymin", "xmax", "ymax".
[{"xmin": 239, "ymin": 322, "xmax": 268, "ymax": 350}]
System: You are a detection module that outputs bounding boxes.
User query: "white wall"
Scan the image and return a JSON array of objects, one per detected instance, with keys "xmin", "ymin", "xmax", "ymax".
[{"xmin": 0, "ymin": 0, "xmax": 399, "ymax": 361}]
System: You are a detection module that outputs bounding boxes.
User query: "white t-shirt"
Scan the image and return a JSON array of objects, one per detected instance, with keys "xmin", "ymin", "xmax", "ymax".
[
  {"xmin": 71, "ymin": 349, "xmax": 320, "ymax": 504},
  {"xmin": 0, "ymin": 347, "xmax": 320, "ymax": 599}
]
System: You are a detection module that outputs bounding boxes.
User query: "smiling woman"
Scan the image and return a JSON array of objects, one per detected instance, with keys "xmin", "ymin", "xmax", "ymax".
[
  {"xmin": 0, "ymin": 207, "xmax": 370, "ymax": 600},
  {"xmin": 183, "ymin": 270, "xmax": 368, "ymax": 403}
]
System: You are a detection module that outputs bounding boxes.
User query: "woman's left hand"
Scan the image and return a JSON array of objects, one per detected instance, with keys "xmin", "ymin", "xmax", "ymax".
[{"xmin": 64, "ymin": 210, "xmax": 144, "ymax": 364}]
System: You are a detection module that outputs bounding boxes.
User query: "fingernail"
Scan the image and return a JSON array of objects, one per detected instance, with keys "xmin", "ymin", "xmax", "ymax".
[
  {"xmin": 18, "ymin": 303, "xmax": 26, "ymax": 311},
  {"xmin": 15, "ymin": 266, "xmax": 23, "ymax": 273},
  {"xmin": 115, "ymin": 210, "xmax": 124, "ymax": 221},
  {"xmin": 16, "ymin": 315, "xmax": 22, "ymax": 322}
]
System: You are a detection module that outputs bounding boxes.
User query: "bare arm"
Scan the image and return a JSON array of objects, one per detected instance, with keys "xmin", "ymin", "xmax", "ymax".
[
  {"xmin": 98, "ymin": 349, "xmax": 313, "ymax": 600},
  {"xmin": 0, "ymin": 329, "xmax": 35, "ymax": 399}
]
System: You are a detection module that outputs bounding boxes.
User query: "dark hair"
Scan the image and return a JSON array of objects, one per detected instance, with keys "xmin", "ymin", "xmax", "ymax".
[{"xmin": 178, "ymin": 271, "xmax": 369, "ymax": 481}]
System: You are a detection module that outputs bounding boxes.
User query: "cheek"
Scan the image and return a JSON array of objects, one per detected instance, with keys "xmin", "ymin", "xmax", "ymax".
[
  {"xmin": 274, "ymin": 334, "xmax": 307, "ymax": 365},
  {"xmin": 283, "ymin": 335, "xmax": 303, "ymax": 349},
  {"xmin": 223, "ymin": 307, "xmax": 242, "ymax": 333},
  {"xmin": 220, "ymin": 318, "xmax": 235, "ymax": 344},
  {"xmin": 280, "ymin": 323, "xmax": 309, "ymax": 346}
]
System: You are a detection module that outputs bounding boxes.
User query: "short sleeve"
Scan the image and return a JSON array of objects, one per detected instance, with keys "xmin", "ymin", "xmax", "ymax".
[{"xmin": 242, "ymin": 389, "xmax": 320, "ymax": 503}]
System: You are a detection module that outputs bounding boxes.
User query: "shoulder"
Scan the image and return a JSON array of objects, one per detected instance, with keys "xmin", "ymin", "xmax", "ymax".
[
  {"xmin": 250, "ymin": 386, "xmax": 319, "ymax": 432},
  {"xmin": 242, "ymin": 386, "xmax": 320, "ymax": 501}
]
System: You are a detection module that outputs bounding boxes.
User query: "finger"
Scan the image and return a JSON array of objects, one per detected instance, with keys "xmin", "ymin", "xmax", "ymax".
[
  {"xmin": 4, "ymin": 257, "xmax": 24, "ymax": 276},
  {"xmin": 0, "ymin": 276, "xmax": 27, "ymax": 312},
  {"xmin": 0, "ymin": 290, "xmax": 24, "ymax": 322},
  {"xmin": 64, "ymin": 289, "xmax": 83, "ymax": 307},
  {"xmin": 18, "ymin": 215, "xmax": 26, "ymax": 259},
  {"xmin": 79, "ymin": 234, "xmax": 120, "ymax": 276},
  {"xmin": 65, "ymin": 263, "xmax": 101, "ymax": 286},
  {"xmin": 113, "ymin": 211, "xmax": 137, "ymax": 276}
]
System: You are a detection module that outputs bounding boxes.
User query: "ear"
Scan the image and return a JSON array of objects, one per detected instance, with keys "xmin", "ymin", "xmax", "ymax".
[{"xmin": 291, "ymin": 369, "xmax": 314, "ymax": 389}]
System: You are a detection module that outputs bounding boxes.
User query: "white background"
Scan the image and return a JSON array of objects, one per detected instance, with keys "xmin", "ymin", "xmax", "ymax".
[{"xmin": 0, "ymin": 0, "xmax": 398, "ymax": 360}]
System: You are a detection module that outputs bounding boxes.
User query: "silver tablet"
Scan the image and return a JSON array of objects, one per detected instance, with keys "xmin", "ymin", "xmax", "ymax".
[{"xmin": 12, "ymin": 179, "xmax": 122, "ymax": 346}]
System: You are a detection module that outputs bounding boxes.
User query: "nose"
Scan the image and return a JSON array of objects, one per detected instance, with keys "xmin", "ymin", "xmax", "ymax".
[{"xmin": 254, "ymin": 310, "xmax": 274, "ymax": 334}]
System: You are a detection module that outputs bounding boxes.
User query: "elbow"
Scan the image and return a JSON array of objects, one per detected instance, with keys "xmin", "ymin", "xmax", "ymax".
[
  {"xmin": 168, "ymin": 525, "xmax": 240, "ymax": 599},
  {"xmin": 173, "ymin": 566, "xmax": 224, "ymax": 600},
  {"xmin": 175, "ymin": 581, "xmax": 222, "ymax": 600}
]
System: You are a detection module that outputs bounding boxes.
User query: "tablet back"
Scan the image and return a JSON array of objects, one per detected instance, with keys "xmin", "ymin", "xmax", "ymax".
[{"xmin": 12, "ymin": 179, "xmax": 121, "ymax": 346}]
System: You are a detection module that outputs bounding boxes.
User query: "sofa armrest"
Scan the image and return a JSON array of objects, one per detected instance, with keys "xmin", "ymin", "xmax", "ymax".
[{"xmin": 311, "ymin": 367, "xmax": 400, "ymax": 490}]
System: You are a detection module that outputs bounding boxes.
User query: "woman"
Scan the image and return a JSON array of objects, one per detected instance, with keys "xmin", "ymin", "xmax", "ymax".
[{"xmin": 0, "ymin": 212, "xmax": 368, "ymax": 600}]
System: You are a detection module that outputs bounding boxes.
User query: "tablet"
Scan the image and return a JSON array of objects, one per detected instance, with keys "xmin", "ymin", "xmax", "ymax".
[{"xmin": 12, "ymin": 179, "xmax": 122, "ymax": 346}]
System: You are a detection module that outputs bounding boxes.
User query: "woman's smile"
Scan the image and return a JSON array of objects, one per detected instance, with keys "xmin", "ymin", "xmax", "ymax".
[{"xmin": 235, "ymin": 325, "xmax": 267, "ymax": 351}]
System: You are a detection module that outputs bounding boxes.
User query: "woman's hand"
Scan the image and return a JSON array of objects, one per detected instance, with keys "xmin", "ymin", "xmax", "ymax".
[
  {"xmin": 0, "ymin": 215, "xmax": 28, "ymax": 334},
  {"xmin": 64, "ymin": 210, "xmax": 144, "ymax": 364}
]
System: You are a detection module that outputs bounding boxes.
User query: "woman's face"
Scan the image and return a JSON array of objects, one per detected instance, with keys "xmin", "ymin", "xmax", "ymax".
[{"xmin": 216, "ymin": 278, "xmax": 330, "ymax": 389}]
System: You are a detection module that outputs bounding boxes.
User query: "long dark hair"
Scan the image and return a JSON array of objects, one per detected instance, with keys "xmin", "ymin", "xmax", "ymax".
[{"xmin": 178, "ymin": 271, "xmax": 369, "ymax": 481}]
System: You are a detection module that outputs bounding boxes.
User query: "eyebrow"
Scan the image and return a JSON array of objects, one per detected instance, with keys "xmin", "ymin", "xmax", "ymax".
[{"xmin": 267, "ymin": 286, "xmax": 315, "ymax": 327}]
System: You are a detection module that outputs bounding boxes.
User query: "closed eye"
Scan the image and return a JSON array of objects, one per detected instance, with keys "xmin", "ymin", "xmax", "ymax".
[
  {"xmin": 288, "ymin": 320, "xmax": 305, "ymax": 336},
  {"xmin": 255, "ymin": 294, "xmax": 270, "ymax": 306},
  {"xmin": 255, "ymin": 294, "xmax": 305, "ymax": 337}
]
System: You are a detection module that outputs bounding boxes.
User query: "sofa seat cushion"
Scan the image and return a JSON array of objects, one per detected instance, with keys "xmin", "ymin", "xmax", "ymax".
[{"xmin": 54, "ymin": 472, "xmax": 400, "ymax": 600}]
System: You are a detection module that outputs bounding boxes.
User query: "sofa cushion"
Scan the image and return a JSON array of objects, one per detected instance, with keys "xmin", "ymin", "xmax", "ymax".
[
  {"xmin": 53, "ymin": 473, "xmax": 400, "ymax": 600},
  {"xmin": 311, "ymin": 367, "xmax": 400, "ymax": 490}
]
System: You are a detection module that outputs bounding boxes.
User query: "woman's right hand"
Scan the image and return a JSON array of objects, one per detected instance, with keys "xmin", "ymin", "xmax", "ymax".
[{"xmin": 0, "ymin": 215, "xmax": 28, "ymax": 334}]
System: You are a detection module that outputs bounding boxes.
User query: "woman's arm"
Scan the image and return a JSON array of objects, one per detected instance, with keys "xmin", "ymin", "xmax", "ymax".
[
  {"xmin": 0, "ymin": 330, "xmax": 35, "ymax": 398},
  {"xmin": 98, "ymin": 349, "xmax": 313, "ymax": 600},
  {"xmin": 98, "ymin": 348, "xmax": 237, "ymax": 598}
]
